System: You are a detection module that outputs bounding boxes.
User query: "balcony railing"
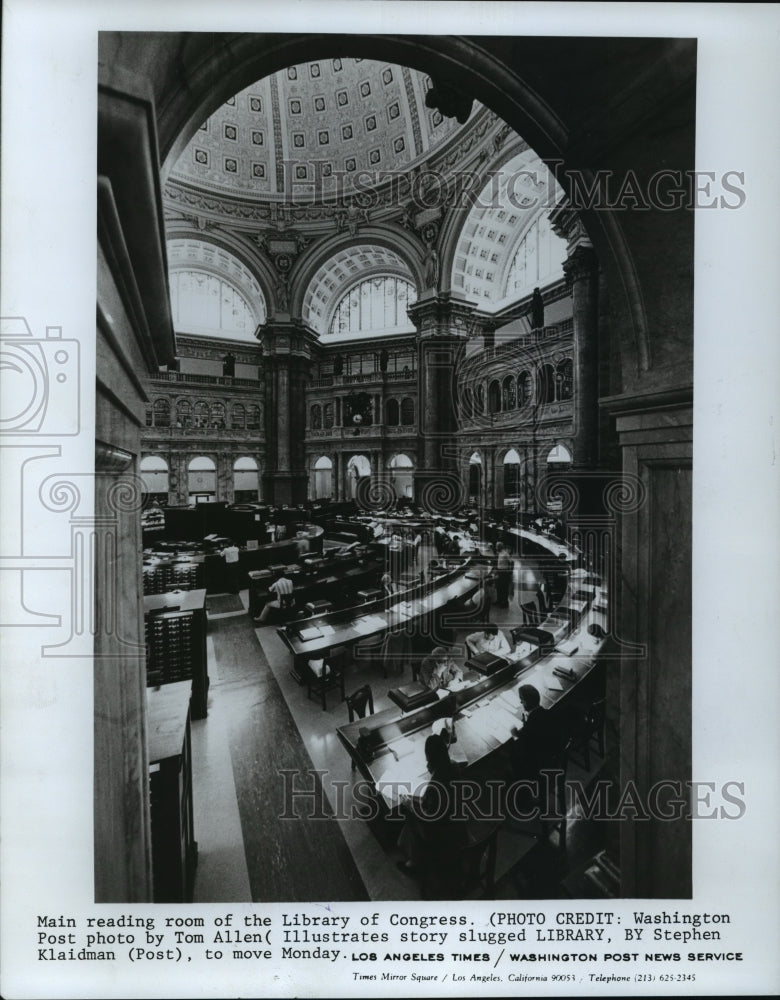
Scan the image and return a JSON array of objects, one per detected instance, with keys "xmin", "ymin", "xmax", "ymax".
[
  {"xmin": 308, "ymin": 370, "xmax": 417, "ymax": 390},
  {"xmin": 151, "ymin": 371, "xmax": 262, "ymax": 388},
  {"xmin": 476, "ymin": 319, "xmax": 575, "ymax": 363},
  {"xmin": 143, "ymin": 424, "xmax": 264, "ymax": 437},
  {"xmin": 306, "ymin": 423, "xmax": 416, "ymax": 440},
  {"xmin": 460, "ymin": 398, "xmax": 574, "ymax": 427}
]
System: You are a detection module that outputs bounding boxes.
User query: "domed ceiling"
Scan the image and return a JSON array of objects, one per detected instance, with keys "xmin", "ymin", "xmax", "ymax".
[{"xmin": 170, "ymin": 58, "xmax": 480, "ymax": 201}]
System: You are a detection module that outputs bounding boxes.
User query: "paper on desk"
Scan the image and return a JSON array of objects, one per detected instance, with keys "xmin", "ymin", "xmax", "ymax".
[
  {"xmin": 353, "ymin": 615, "xmax": 385, "ymax": 634},
  {"xmin": 490, "ymin": 705, "xmax": 522, "ymax": 739},
  {"xmin": 464, "ymin": 707, "xmax": 505, "ymax": 749},
  {"xmin": 319, "ymin": 624, "xmax": 335, "ymax": 636},
  {"xmin": 375, "ymin": 752, "xmax": 428, "ymax": 795}
]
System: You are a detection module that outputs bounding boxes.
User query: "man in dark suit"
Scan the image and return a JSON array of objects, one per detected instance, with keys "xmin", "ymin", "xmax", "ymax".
[{"xmin": 509, "ymin": 683, "xmax": 561, "ymax": 784}]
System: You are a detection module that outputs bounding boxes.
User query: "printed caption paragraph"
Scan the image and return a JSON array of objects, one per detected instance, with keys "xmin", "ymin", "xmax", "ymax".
[{"xmin": 34, "ymin": 908, "xmax": 747, "ymax": 985}]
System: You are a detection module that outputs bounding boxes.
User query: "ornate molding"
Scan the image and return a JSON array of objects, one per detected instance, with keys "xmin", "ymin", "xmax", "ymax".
[
  {"xmin": 550, "ymin": 202, "xmax": 593, "ymax": 257},
  {"xmin": 563, "ymin": 245, "xmax": 599, "ymax": 285}
]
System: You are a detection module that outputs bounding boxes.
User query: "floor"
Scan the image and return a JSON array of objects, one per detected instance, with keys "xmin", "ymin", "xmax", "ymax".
[{"xmin": 190, "ymin": 545, "xmax": 609, "ymax": 902}]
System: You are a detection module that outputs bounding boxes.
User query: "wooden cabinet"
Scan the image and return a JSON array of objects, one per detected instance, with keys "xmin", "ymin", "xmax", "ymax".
[
  {"xmin": 143, "ymin": 589, "xmax": 208, "ymax": 719},
  {"xmin": 147, "ymin": 682, "xmax": 198, "ymax": 902}
]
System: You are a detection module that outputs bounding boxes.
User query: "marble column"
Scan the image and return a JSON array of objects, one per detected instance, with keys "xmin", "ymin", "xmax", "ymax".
[
  {"xmin": 258, "ymin": 321, "xmax": 317, "ymax": 506},
  {"xmin": 564, "ymin": 245, "xmax": 600, "ymax": 469},
  {"xmin": 551, "ymin": 204, "xmax": 600, "ymax": 471},
  {"xmin": 406, "ymin": 292, "xmax": 476, "ymax": 512}
]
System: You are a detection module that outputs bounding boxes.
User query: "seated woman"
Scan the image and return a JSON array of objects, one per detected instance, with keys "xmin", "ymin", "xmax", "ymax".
[
  {"xmin": 419, "ymin": 646, "xmax": 463, "ymax": 691},
  {"xmin": 397, "ymin": 733, "xmax": 469, "ymax": 877}
]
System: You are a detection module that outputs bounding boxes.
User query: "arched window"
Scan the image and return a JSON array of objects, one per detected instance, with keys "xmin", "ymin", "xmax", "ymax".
[
  {"xmin": 330, "ymin": 275, "xmax": 416, "ymax": 336},
  {"xmin": 152, "ymin": 398, "xmax": 170, "ymax": 427},
  {"xmin": 502, "ymin": 375, "xmax": 516, "ymax": 410},
  {"xmin": 193, "ymin": 401, "xmax": 209, "ymax": 428},
  {"xmin": 556, "ymin": 358, "xmax": 573, "ymax": 401},
  {"xmin": 388, "ymin": 453, "xmax": 414, "ymax": 499},
  {"xmin": 505, "ymin": 215, "xmax": 566, "ymax": 299},
  {"xmin": 140, "ymin": 456, "xmax": 169, "ymax": 500},
  {"xmin": 476, "ymin": 383, "xmax": 486, "ymax": 414},
  {"xmin": 211, "ymin": 402, "xmax": 226, "ymax": 429},
  {"xmin": 488, "ymin": 379, "xmax": 501, "ymax": 414},
  {"xmin": 188, "ymin": 456, "xmax": 217, "ymax": 503},
  {"xmin": 400, "ymin": 397, "xmax": 415, "ymax": 426},
  {"xmin": 313, "ymin": 456, "xmax": 333, "ymax": 499},
  {"xmin": 346, "ymin": 454, "xmax": 371, "ymax": 499},
  {"xmin": 246, "ymin": 405, "xmax": 261, "ymax": 430},
  {"xmin": 169, "ymin": 268, "xmax": 265, "ymax": 337},
  {"xmin": 517, "ymin": 370, "xmax": 533, "ymax": 407},
  {"xmin": 176, "ymin": 399, "xmax": 191, "ymax": 428},
  {"xmin": 547, "ymin": 443, "xmax": 572, "ymax": 465},
  {"xmin": 536, "ymin": 364, "xmax": 555, "ymax": 405},
  {"xmin": 323, "ymin": 402, "xmax": 334, "ymax": 428},
  {"xmin": 468, "ymin": 452, "xmax": 482, "ymax": 502},
  {"xmin": 233, "ymin": 456, "xmax": 259, "ymax": 502},
  {"xmin": 386, "ymin": 398, "xmax": 400, "ymax": 426},
  {"xmin": 310, "ymin": 404, "xmax": 322, "ymax": 430},
  {"xmin": 503, "ymin": 448, "xmax": 522, "ymax": 499},
  {"xmin": 231, "ymin": 403, "xmax": 246, "ymax": 429}
]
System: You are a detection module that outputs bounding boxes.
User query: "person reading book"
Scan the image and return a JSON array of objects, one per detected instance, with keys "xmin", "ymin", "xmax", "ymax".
[{"xmin": 465, "ymin": 624, "xmax": 511, "ymax": 658}]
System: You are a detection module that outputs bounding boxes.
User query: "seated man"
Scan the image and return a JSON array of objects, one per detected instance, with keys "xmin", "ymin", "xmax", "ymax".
[
  {"xmin": 380, "ymin": 572, "xmax": 398, "ymax": 597},
  {"xmin": 465, "ymin": 623, "xmax": 511, "ymax": 659},
  {"xmin": 257, "ymin": 570, "xmax": 294, "ymax": 624},
  {"xmin": 419, "ymin": 646, "xmax": 463, "ymax": 692}
]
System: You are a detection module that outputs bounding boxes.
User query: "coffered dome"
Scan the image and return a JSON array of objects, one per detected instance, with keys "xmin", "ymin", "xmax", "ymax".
[{"xmin": 169, "ymin": 58, "xmax": 479, "ymax": 202}]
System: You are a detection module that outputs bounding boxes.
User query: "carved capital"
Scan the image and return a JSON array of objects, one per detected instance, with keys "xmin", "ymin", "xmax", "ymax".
[{"xmin": 563, "ymin": 245, "xmax": 598, "ymax": 285}]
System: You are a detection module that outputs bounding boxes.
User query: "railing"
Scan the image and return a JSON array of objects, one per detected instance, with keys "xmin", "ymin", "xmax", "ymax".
[
  {"xmin": 143, "ymin": 425, "xmax": 264, "ymax": 437},
  {"xmin": 306, "ymin": 423, "xmax": 417, "ymax": 440},
  {"xmin": 151, "ymin": 371, "xmax": 262, "ymax": 388},
  {"xmin": 477, "ymin": 320, "xmax": 575, "ymax": 363},
  {"xmin": 459, "ymin": 398, "xmax": 574, "ymax": 427},
  {"xmin": 308, "ymin": 370, "xmax": 417, "ymax": 390}
]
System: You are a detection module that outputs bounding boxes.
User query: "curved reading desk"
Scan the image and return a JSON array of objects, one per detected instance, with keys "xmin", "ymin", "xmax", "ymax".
[{"xmin": 335, "ymin": 528, "xmax": 607, "ymax": 810}]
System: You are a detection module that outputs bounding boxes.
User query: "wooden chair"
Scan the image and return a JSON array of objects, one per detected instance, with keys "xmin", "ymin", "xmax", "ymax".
[
  {"xmin": 346, "ymin": 684, "xmax": 374, "ymax": 723},
  {"xmin": 305, "ymin": 655, "xmax": 346, "ymax": 711},
  {"xmin": 564, "ymin": 698, "xmax": 606, "ymax": 772}
]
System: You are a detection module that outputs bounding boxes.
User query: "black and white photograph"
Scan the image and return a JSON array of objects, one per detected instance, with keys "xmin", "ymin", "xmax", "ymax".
[{"xmin": 1, "ymin": 2, "xmax": 778, "ymax": 998}]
